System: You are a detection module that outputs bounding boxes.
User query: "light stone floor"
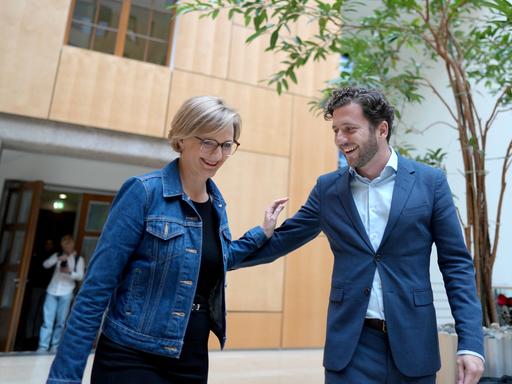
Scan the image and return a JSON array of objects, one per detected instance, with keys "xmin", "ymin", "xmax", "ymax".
[{"xmin": 0, "ymin": 349, "xmax": 324, "ymax": 384}]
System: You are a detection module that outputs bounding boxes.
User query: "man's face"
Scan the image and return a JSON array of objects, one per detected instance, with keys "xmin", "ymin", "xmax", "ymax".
[{"xmin": 332, "ymin": 103, "xmax": 384, "ymax": 172}]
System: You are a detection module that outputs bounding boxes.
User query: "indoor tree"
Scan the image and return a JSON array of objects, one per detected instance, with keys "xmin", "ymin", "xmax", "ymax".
[{"xmin": 176, "ymin": 0, "xmax": 512, "ymax": 325}]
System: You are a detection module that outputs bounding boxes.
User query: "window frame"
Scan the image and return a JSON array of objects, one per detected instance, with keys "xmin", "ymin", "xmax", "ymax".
[{"xmin": 64, "ymin": 0, "xmax": 176, "ymax": 66}]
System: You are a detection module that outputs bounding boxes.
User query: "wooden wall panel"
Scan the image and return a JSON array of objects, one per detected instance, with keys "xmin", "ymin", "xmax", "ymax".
[
  {"xmin": 173, "ymin": 12, "xmax": 231, "ymax": 78},
  {"xmin": 225, "ymin": 312, "xmax": 282, "ymax": 349},
  {"xmin": 281, "ymin": 237, "xmax": 333, "ymax": 348},
  {"xmin": 50, "ymin": 46, "xmax": 170, "ymax": 137},
  {"xmin": 288, "ymin": 55, "xmax": 340, "ymax": 97},
  {"xmin": 0, "ymin": 0, "xmax": 69, "ymax": 118},
  {"xmin": 168, "ymin": 70, "xmax": 292, "ymax": 157},
  {"xmin": 289, "ymin": 96, "xmax": 337, "ymax": 212},
  {"xmin": 227, "ymin": 25, "xmax": 286, "ymax": 89},
  {"xmin": 287, "ymin": 16, "xmax": 340, "ymax": 97},
  {"xmin": 214, "ymin": 151, "xmax": 289, "ymax": 312}
]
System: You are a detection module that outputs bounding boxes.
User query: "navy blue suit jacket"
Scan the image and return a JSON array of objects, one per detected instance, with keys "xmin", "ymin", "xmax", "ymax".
[{"xmin": 231, "ymin": 155, "xmax": 484, "ymax": 376}]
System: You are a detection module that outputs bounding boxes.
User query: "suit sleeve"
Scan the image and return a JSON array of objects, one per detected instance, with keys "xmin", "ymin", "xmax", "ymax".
[
  {"xmin": 228, "ymin": 179, "xmax": 323, "ymax": 270},
  {"xmin": 431, "ymin": 169, "xmax": 484, "ymax": 356}
]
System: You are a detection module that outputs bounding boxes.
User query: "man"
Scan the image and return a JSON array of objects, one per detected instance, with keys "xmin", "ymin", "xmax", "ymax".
[
  {"xmin": 38, "ymin": 235, "xmax": 84, "ymax": 352},
  {"xmin": 231, "ymin": 87, "xmax": 484, "ymax": 383}
]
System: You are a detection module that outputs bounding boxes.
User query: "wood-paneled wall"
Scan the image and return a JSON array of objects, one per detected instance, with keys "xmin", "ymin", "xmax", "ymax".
[
  {"xmin": 0, "ymin": 0, "xmax": 69, "ymax": 118},
  {"xmin": 50, "ymin": 46, "xmax": 170, "ymax": 137},
  {"xmin": 1, "ymin": 4, "xmax": 339, "ymax": 350}
]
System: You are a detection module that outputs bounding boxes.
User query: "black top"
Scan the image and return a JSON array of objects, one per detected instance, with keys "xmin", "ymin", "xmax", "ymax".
[{"xmin": 192, "ymin": 199, "xmax": 223, "ymax": 305}]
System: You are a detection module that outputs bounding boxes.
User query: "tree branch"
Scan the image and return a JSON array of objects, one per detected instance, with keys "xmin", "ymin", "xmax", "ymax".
[
  {"xmin": 491, "ymin": 139, "xmax": 512, "ymax": 268},
  {"xmin": 417, "ymin": 79, "xmax": 459, "ymax": 123},
  {"xmin": 484, "ymin": 85, "xmax": 512, "ymax": 138}
]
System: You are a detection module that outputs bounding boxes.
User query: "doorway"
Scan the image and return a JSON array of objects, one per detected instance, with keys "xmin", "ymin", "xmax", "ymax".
[{"xmin": 0, "ymin": 181, "xmax": 114, "ymax": 352}]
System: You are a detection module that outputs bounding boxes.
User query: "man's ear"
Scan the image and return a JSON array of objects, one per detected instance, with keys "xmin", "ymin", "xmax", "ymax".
[{"xmin": 378, "ymin": 121, "xmax": 389, "ymax": 139}]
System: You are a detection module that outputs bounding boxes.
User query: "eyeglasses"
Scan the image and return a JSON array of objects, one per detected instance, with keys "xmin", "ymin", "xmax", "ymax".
[{"xmin": 194, "ymin": 136, "xmax": 240, "ymax": 156}]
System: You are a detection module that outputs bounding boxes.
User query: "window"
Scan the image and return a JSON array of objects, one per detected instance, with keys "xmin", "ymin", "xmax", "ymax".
[{"xmin": 66, "ymin": 0, "xmax": 175, "ymax": 66}]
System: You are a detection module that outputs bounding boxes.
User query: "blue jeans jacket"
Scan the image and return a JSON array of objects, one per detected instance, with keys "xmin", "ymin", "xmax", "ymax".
[{"xmin": 47, "ymin": 159, "xmax": 267, "ymax": 383}]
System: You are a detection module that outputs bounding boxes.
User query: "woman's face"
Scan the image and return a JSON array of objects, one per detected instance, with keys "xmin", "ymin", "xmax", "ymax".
[{"xmin": 179, "ymin": 125, "xmax": 235, "ymax": 181}]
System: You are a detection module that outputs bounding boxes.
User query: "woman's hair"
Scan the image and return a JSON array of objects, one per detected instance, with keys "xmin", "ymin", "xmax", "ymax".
[{"xmin": 168, "ymin": 96, "xmax": 241, "ymax": 152}]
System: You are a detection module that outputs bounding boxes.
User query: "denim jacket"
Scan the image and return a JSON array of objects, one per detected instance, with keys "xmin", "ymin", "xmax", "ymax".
[{"xmin": 47, "ymin": 159, "xmax": 268, "ymax": 383}]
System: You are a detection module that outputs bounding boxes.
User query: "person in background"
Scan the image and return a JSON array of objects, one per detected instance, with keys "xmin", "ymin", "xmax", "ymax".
[
  {"xmin": 46, "ymin": 96, "xmax": 287, "ymax": 384},
  {"xmin": 38, "ymin": 235, "xmax": 84, "ymax": 353}
]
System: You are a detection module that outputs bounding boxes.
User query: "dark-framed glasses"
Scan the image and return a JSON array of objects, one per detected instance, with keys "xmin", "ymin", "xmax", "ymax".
[{"xmin": 194, "ymin": 136, "xmax": 240, "ymax": 156}]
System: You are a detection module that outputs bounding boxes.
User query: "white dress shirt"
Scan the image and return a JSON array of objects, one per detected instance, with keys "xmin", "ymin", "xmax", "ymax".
[
  {"xmin": 349, "ymin": 148, "xmax": 483, "ymax": 361},
  {"xmin": 43, "ymin": 252, "xmax": 84, "ymax": 296},
  {"xmin": 349, "ymin": 148, "xmax": 397, "ymax": 320}
]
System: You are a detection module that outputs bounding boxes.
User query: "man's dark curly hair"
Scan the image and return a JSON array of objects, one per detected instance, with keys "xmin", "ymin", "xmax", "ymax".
[{"xmin": 323, "ymin": 87, "xmax": 395, "ymax": 142}]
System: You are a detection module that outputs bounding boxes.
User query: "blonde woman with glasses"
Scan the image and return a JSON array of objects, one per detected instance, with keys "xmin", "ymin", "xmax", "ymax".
[{"xmin": 46, "ymin": 96, "xmax": 287, "ymax": 384}]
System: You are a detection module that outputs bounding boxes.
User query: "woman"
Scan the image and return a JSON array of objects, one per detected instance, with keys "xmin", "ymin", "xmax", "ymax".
[{"xmin": 46, "ymin": 96, "xmax": 287, "ymax": 384}]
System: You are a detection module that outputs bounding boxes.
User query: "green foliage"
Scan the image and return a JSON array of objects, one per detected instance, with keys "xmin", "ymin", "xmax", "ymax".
[
  {"xmin": 175, "ymin": 0, "xmax": 510, "ymax": 164},
  {"xmin": 175, "ymin": 0, "xmax": 510, "ymax": 103}
]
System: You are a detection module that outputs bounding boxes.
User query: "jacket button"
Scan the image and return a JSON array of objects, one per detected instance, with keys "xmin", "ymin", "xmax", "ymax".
[
  {"xmin": 364, "ymin": 288, "xmax": 371, "ymax": 295},
  {"xmin": 375, "ymin": 254, "xmax": 382, "ymax": 262},
  {"xmin": 164, "ymin": 346, "xmax": 177, "ymax": 352}
]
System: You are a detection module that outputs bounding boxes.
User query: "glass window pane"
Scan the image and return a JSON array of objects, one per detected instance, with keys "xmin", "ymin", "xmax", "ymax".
[
  {"xmin": 6, "ymin": 192, "xmax": 19, "ymax": 225},
  {"xmin": 0, "ymin": 231, "xmax": 12, "ymax": 265},
  {"xmin": 97, "ymin": 0, "xmax": 122, "ymax": 29},
  {"xmin": 152, "ymin": 0, "xmax": 175, "ymax": 11},
  {"xmin": 146, "ymin": 40, "xmax": 167, "ymax": 65},
  {"xmin": 73, "ymin": 0, "xmax": 97, "ymax": 24},
  {"xmin": 69, "ymin": 21, "xmax": 94, "ymax": 48},
  {"xmin": 123, "ymin": 35, "xmax": 147, "ymax": 61},
  {"xmin": 18, "ymin": 189, "xmax": 33, "ymax": 224},
  {"xmin": 85, "ymin": 202, "xmax": 110, "ymax": 232},
  {"xmin": 92, "ymin": 26, "xmax": 117, "ymax": 54},
  {"xmin": 0, "ymin": 271, "xmax": 17, "ymax": 309},
  {"xmin": 131, "ymin": 0, "xmax": 152, "ymax": 9},
  {"xmin": 9, "ymin": 230, "xmax": 25, "ymax": 265},
  {"xmin": 128, "ymin": 5, "xmax": 150, "ymax": 36},
  {"xmin": 81, "ymin": 236, "xmax": 99, "ymax": 263},
  {"xmin": 149, "ymin": 11, "xmax": 171, "ymax": 40}
]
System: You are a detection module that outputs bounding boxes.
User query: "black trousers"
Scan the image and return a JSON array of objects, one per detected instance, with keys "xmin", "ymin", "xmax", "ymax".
[{"xmin": 91, "ymin": 310, "xmax": 211, "ymax": 384}]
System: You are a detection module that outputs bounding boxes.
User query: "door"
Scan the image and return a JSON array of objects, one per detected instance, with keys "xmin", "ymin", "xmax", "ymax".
[
  {"xmin": 75, "ymin": 193, "xmax": 114, "ymax": 265},
  {"xmin": 0, "ymin": 181, "xmax": 43, "ymax": 351}
]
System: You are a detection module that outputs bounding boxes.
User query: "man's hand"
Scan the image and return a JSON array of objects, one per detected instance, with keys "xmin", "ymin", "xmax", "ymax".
[
  {"xmin": 456, "ymin": 354, "xmax": 484, "ymax": 384},
  {"xmin": 262, "ymin": 197, "xmax": 288, "ymax": 238}
]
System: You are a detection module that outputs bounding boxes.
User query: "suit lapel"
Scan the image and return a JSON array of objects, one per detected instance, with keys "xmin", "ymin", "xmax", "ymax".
[
  {"xmin": 378, "ymin": 156, "xmax": 416, "ymax": 250},
  {"xmin": 336, "ymin": 168, "xmax": 374, "ymax": 252}
]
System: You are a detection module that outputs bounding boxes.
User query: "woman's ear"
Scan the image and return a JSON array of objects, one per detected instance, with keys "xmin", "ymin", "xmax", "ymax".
[{"xmin": 177, "ymin": 139, "xmax": 184, "ymax": 152}]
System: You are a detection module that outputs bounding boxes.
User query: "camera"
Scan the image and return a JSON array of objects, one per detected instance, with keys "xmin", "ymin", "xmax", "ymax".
[{"xmin": 60, "ymin": 260, "xmax": 68, "ymax": 268}]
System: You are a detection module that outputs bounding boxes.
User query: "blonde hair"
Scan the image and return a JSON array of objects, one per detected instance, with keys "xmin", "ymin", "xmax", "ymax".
[{"xmin": 168, "ymin": 96, "xmax": 241, "ymax": 152}]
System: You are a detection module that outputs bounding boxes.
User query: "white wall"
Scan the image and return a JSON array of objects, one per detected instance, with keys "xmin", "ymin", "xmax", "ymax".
[
  {"xmin": 0, "ymin": 149, "xmax": 157, "ymax": 194},
  {"xmin": 400, "ymin": 61, "xmax": 511, "ymax": 302}
]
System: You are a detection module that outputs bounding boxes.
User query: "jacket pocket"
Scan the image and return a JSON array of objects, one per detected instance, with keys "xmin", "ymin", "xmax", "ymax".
[
  {"xmin": 145, "ymin": 218, "xmax": 185, "ymax": 263},
  {"xmin": 402, "ymin": 204, "xmax": 429, "ymax": 216},
  {"xmin": 125, "ymin": 267, "xmax": 147, "ymax": 315},
  {"xmin": 329, "ymin": 288, "xmax": 344, "ymax": 304},
  {"xmin": 413, "ymin": 288, "xmax": 433, "ymax": 306}
]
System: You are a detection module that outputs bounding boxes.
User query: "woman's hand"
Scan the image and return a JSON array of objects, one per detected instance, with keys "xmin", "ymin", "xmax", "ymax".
[{"xmin": 262, "ymin": 197, "xmax": 288, "ymax": 238}]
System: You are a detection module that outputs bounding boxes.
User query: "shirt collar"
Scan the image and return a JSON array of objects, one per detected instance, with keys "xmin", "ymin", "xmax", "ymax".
[{"xmin": 349, "ymin": 147, "xmax": 398, "ymax": 181}]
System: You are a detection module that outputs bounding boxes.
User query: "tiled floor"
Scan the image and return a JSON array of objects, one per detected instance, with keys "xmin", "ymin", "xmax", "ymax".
[{"xmin": 0, "ymin": 349, "xmax": 324, "ymax": 384}]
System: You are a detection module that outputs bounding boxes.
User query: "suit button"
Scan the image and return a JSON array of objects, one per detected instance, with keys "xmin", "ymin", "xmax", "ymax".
[
  {"xmin": 375, "ymin": 254, "xmax": 382, "ymax": 262},
  {"xmin": 364, "ymin": 288, "xmax": 371, "ymax": 295}
]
